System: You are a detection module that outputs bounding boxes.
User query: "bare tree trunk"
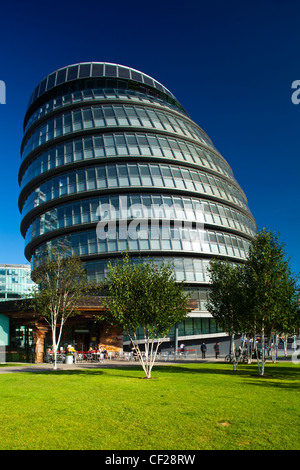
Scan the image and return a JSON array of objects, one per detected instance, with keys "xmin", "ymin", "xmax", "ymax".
[
  {"xmin": 52, "ymin": 326, "xmax": 57, "ymax": 370},
  {"xmin": 261, "ymin": 328, "xmax": 265, "ymax": 376},
  {"xmin": 283, "ymin": 334, "xmax": 288, "ymax": 357},
  {"xmin": 232, "ymin": 333, "xmax": 237, "ymax": 371},
  {"xmin": 129, "ymin": 330, "xmax": 164, "ymax": 379},
  {"xmin": 247, "ymin": 337, "xmax": 252, "ymax": 364}
]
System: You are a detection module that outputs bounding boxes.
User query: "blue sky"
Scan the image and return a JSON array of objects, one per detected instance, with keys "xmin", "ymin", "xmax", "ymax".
[{"xmin": 0, "ymin": 0, "xmax": 299, "ymax": 275}]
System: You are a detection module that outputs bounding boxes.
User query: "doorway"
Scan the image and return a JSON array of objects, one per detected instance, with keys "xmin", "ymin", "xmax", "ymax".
[{"xmin": 74, "ymin": 332, "xmax": 90, "ymax": 351}]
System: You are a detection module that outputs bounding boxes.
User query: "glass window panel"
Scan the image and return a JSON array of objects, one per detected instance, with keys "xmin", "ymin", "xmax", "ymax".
[
  {"xmin": 128, "ymin": 165, "xmax": 140, "ymax": 185},
  {"xmin": 115, "ymin": 134, "xmax": 128, "ymax": 155},
  {"xmin": 115, "ymin": 107, "xmax": 129, "ymax": 125},
  {"xmin": 73, "ymin": 110, "xmax": 83, "ymax": 131},
  {"xmin": 139, "ymin": 239, "xmax": 150, "ymax": 250},
  {"xmin": 63, "ymin": 113, "xmax": 72, "ymax": 133},
  {"xmin": 86, "ymin": 168, "xmax": 96, "ymax": 190},
  {"xmin": 148, "ymin": 135, "xmax": 163, "ymax": 156},
  {"xmin": 90, "ymin": 200, "xmax": 99, "ymax": 221},
  {"xmin": 54, "ymin": 116, "xmax": 62, "ymax": 137},
  {"xmin": 125, "ymin": 107, "xmax": 140, "ymax": 126},
  {"xmin": 150, "ymin": 239, "xmax": 160, "ymax": 250},
  {"xmin": 84, "ymin": 137, "xmax": 94, "ymax": 158},
  {"xmin": 158, "ymin": 137, "xmax": 173, "ymax": 156},
  {"xmin": 158, "ymin": 113, "xmax": 173, "ymax": 131},
  {"xmin": 103, "ymin": 107, "xmax": 117, "ymax": 125},
  {"xmin": 161, "ymin": 239, "xmax": 171, "ymax": 250},
  {"xmin": 161, "ymin": 166, "xmax": 174, "ymax": 187},
  {"xmin": 127, "ymin": 135, "xmax": 140, "ymax": 154},
  {"xmin": 139, "ymin": 165, "xmax": 152, "ymax": 185},
  {"xmin": 129, "ymin": 239, "xmax": 139, "ymax": 250},
  {"xmin": 117, "ymin": 165, "xmax": 130, "ymax": 186},
  {"xmin": 104, "ymin": 135, "xmax": 117, "ymax": 156},
  {"xmin": 74, "ymin": 140, "xmax": 83, "ymax": 161},
  {"xmin": 108, "ymin": 240, "xmax": 118, "ymax": 251},
  {"xmin": 68, "ymin": 173, "xmax": 76, "ymax": 192},
  {"xmin": 107, "ymin": 166, "xmax": 118, "ymax": 187},
  {"xmin": 93, "ymin": 108, "xmax": 105, "ymax": 126},
  {"xmin": 94, "ymin": 136, "xmax": 105, "ymax": 157},
  {"xmin": 82, "ymin": 109, "xmax": 93, "ymax": 128},
  {"xmin": 150, "ymin": 165, "xmax": 163, "ymax": 186},
  {"xmin": 96, "ymin": 167, "xmax": 107, "ymax": 188},
  {"xmin": 136, "ymin": 109, "xmax": 152, "ymax": 127}
]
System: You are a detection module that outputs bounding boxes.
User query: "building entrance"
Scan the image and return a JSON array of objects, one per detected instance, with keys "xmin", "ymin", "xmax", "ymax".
[{"xmin": 74, "ymin": 332, "xmax": 90, "ymax": 351}]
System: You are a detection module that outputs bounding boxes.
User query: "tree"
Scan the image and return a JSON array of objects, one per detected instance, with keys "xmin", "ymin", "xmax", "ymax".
[
  {"xmin": 206, "ymin": 230, "xmax": 299, "ymax": 375},
  {"xmin": 243, "ymin": 229, "xmax": 299, "ymax": 375},
  {"xmin": 206, "ymin": 260, "xmax": 245, "ymax": 370},
  {"xmin": 101, "ymin": 255, "xmax": 190, "ymax": 378},
  {"xmin": 31, "ymin": 247, "xmax": 93, "ymax": 369}
]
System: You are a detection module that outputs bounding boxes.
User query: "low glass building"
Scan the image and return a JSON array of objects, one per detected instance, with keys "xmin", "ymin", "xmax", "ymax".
[
  {"xmin": 0, "ymin": 264, "xmax": 36, "ymax": 361},
  {"xmin": 0, "ymin": 264, "xmax": 35, "ymax": 301},
  {"xmin": 17, "ymin": 62, "xmax": 256, "ymax": 356}
]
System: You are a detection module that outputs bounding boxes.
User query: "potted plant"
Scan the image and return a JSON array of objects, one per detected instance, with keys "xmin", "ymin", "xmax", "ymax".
[{"xmin": 65, "ymin": 345, "xmax": 76, "ymax": 364}]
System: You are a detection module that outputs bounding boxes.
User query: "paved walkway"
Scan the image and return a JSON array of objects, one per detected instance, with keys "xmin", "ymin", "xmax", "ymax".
[{"xmin": 0, "ymin": 355, "xmax": 295, "ymax": 373}]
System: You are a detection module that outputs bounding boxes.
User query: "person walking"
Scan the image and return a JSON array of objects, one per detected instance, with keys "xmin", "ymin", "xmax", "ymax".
[
  {"xmin": 214, "ymin": 342, "xmax": 220, "ymax": 359},
  {"xmin": 200, "ymin": 342, "xmax": 207, "ymax": 359}
]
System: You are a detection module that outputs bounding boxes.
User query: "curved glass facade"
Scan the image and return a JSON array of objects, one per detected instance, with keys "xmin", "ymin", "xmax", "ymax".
[
  {"xmin": 20, "ymin": 161, "xmax": 249, "ymax": 219},
  {"xmin": 21, "ymin": 103, "xmax": 215, "ymax": 160},
  {"xmin": 24, "ymin": 194, "xmax": 255, "ymax": 246},
  {"xmin": 19, "ymin": 62, "xmax": 256, "ymax": 339}
]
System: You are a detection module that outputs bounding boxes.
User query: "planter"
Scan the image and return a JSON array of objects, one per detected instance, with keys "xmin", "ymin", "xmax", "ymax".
[{"xmin": 65, "ymin": 355, "xmax": 74, "ymax": 364}]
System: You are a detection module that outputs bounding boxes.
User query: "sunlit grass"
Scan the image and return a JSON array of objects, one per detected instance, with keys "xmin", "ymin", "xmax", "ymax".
[{"xmin": 0, "ymin": 363, "xmax": 299, "ymax": 450}]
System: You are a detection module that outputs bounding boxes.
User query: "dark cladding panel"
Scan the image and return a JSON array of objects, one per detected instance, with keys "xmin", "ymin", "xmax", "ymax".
[
  {"xmin": 67, "ymin": 65, "xmax": 79, "ymax": 81},
  {"xmin": 118, "ymin": 66, "xmax": 130, "ymax": 79},
  {"xmin": 79, "ymin": 63, "xmax": 91, "ymax": 78},
  {"xmin": 131, "ymin": 70, "xmax": 142, "ymax": 82},
  {"xmin": 92, "ymin": 63, "xmax": 104, "ymax": 77},
  {"xmin": 56, "ymin": 68, "xmax": 67, "ymax": 85},
  {"xmin": 143, "ymin": 75, "xmax": 154, "ymax": 87},
  {"xmin": 105, "ymin": 64, "xmax": 117, "ymax": 77},
  {"xmin": 46, "ymin": 73, "xmax": 56, "ymax": 90},
  {"xmin": 39, "ymin": 79, "xmax": 47, "ymax": 96}
]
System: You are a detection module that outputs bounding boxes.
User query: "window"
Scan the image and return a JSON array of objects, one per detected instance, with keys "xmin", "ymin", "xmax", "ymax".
[
  {"xmin": 128, "ymin": 165, "xmax": 140, "ymax": 185},
  {"xmin": 107, "ymin": 166, "xmax": 118, "ymax": 187},
  {"xmin": 117, "ymin": 165, "xmax": 130, "ymax": 186},
  {"xmin": 139, "ymin": 165, "xmax": 152, "ymax": 185},
  {"xmin": 93, "ymin": 107, "xmax": 105, "ymax": 127}
]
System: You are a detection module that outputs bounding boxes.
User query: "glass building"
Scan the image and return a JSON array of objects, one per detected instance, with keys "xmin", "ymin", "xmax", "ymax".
[
  {"xmin": 0, "ymin": 264, "xmax": 35, "ymax": 301},
  {"xmin": 18, "ymin": 62, "xmax": 256, "ymax": 352}
]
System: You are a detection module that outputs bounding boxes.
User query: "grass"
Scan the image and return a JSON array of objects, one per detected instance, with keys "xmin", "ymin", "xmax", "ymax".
[{"xmin": 0, "ymin": 362, "xmax": 299, "ymax": 450}]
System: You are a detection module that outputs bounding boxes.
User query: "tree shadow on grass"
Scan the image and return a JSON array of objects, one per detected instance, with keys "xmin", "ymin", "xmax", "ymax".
[
  {"xmin": 151, "ymin": 364, "xmax": 300, "ymax": 389},
  {"xmin": 6, "ymin": 363, "xmax": 300, "ymax": 389}
]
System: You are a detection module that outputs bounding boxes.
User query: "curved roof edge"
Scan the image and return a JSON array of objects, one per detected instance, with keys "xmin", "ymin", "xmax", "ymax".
[{"xmin": 26, "ymin": 62, "xmax": 183, "ymax": 111}]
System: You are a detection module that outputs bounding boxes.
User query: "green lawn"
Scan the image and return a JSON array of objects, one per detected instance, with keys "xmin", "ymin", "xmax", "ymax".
[{"xmin": 0, "ymin": 362, "xmax": 299, "ymax": 450}]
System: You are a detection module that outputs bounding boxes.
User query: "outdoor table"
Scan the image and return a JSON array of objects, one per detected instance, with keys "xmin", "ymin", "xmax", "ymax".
[{"xmin": 77, "ymin": 351, "xmax": 104, "ymax": 362}]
